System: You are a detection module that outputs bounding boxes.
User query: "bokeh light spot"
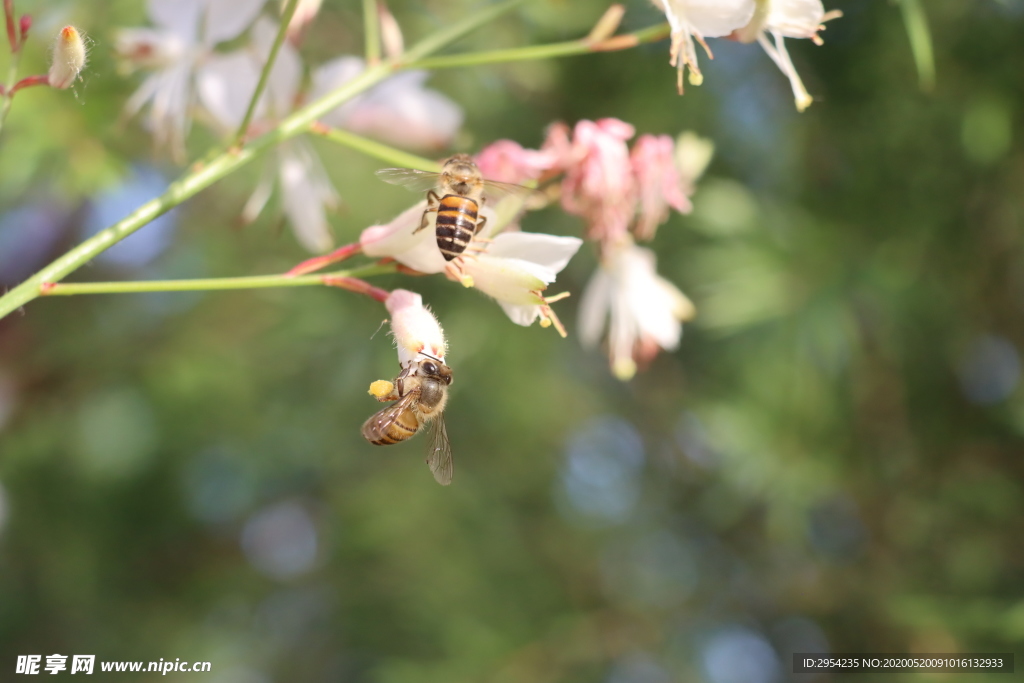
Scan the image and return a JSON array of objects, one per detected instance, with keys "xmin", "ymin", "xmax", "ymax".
[
  {"xmin": 241, "ymin": 501, "xmax": 319, "ymax": 580},
  {"xmin": 958, "ymin": 335, "xmax": 1020, "ymax": 405},
  {"xmin": 701, "ymin": 627, "xmax": 781, "ymax": 683},
  {"xmin": 559, "ymin": 416, "xmax": 645, "ymax": 525}
]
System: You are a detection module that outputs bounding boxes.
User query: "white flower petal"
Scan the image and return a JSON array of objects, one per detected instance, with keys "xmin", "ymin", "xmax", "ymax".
[
  {"xmin": 312, "ymin": 56, "xmax": 367, "ymax": 126},
  {"xmin": 197, "ymin": 52, "xmax": 260, "ymax": 131},
  {"xmin": 203, "ymin": 0, "xmax": 267, "ymax": 46},
  {"xmin": 767, "ymin": 0, "xmax": 826, "ymax": 38},
  {"xmin": 578, "ymin": 267, "xmax": 614, "ymax": 348},
  {"xmin": 148, "ymin": 62, "xmax": 194, "ymax": 158},
  {"xmin": 241, "ymin": 165, "xmax": 276, "ymax": 223},
  {"xmin": 486, "ymin": 232, "xmax": 583, "ymax": 273},
  {"xmin": 498, "ymin": 302, "xmax": 543, "ymax": 327},
  {"xmin": 278, "ymin": 143, "xmax": 337, "ymax": 252},
  {"xmin": 316, "ymin": 63, "xmax": 463, "ymax": 150},
  {"xmin": 656, "ymin": 0, "xmax": 756, "ymax": 38},
  {"xmin": 463, "ymin": 254, "xmax": 549, "ymax": 305},
  {"xmin": 360, "ymin": 202, "xmax": 449, "ymax": 274},
  {"xmin": 147, "ymin": 0, "xmax": 203, "ymax": 41}
]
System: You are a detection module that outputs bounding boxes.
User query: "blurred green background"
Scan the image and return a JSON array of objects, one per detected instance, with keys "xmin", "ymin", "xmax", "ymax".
[{"xmin": 1, "ymin": 0, "xmax": 1023, "ymax": 681}]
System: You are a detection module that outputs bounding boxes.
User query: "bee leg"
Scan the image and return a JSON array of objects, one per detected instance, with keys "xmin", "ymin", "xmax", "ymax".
[
  {"xmin": 413, "ymin": 191, "xmax": 440, "ymax": 234},
  {"xmin": 474, "ymin": 215, "xmax": 487, "ymax": 234}
]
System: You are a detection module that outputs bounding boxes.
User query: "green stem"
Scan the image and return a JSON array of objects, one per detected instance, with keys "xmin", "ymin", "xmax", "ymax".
[
  {"xmin": 364, "ymin": 0, "xmax": 381, "ymax": 65},
  {"xmin": 0, "ymin": 0, "xmax": 525, "ymax": 321},
  {"xmin": 898, "ymin": 0, "xmax": 935, "ymax": 92},
  {"xmin": 312, "ymin": 124, "xmax": 440, "ymax": 172},
  {"xmin": 400, "ymin": 0, "xmax": 525, "ymax": 64},
  {"xmin": 41, "ymin": 263, "xmax": 397, "ymax": 297},
  {"xmin": 0, "ymin": 47, "xmax": 23, "ymax": 136},
  {"xmin": 233, "ymin": 0, "xmax": 301, "ymax": 147},
  {"xmin": 413, "ymin": 22, "xmax": 669, "ymax": 70}
]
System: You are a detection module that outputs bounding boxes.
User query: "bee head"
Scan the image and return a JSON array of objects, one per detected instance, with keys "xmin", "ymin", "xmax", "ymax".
[
  {"xmin": 418, "ymin": 354, "xmax": 453, "ymax": 385},
  {"xmin": 442, "ymin": 154, "xmax": 481, "ymax": 196}
]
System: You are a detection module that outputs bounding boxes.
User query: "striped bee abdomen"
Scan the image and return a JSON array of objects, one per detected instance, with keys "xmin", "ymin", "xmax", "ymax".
[
  {"xmin": 367, "ymin": 409, "xmax": 420, "ymax": 445},
  {"xmin": 435, "ymin": 195, "xmax": 479, "ymax": 261}
]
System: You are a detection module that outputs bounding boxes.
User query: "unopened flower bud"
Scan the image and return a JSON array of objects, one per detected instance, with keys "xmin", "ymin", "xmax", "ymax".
[
  {"xmin": 19, "ymin": 14, "xmax": 31, "ymax": 43},
  {"xmin": 48, "ymin": 25, "xmax": 87, "ymax": 89},
  {"xmin": 386, "ymin": 289, "xmax": 447, "ymax": 367}
]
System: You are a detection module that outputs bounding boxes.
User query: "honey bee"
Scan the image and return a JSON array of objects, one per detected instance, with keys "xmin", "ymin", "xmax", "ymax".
[
  {"xmin": 376, "ymin": 154, "xmax": 533, "ymax": 261},
  {"xmin": 361, "ymin": 355, "xmax": 454, "ymax": 485}
]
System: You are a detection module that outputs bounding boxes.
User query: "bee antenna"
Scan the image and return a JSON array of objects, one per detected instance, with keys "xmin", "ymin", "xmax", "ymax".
[{"xmin": 420, "ymin": 352, "xmax": 441, "ymax": 362}]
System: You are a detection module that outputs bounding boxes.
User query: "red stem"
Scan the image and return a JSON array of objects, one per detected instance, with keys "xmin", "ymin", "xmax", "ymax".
[
  {"xmin": 285, "ymin": 242, "xmax": 362, "ymax": 276},
  {"xmin": 9, "ymin": 74, "xmax": 48, "ymax": 95},
  {"xmin": 321, "ymin": 275, "xmax": 389, "ymax": 302},
  {"xmin": 4, "ymin": 0, "xmax": 17, "ymax": 53}
]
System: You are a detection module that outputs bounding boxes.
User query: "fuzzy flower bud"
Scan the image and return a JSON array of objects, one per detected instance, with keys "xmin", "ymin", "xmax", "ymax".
[
  {"xmin": 48, "ymin": 26, "xmax": 87, "ymax": 89},
  {"xmin": 386, "ymin": 289, "xmax": 448, "ymax": 368}
]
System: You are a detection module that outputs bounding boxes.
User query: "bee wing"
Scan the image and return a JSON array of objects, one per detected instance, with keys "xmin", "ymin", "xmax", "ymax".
[
  {"xmin": 480, "ymin": 178, "xmax": 539, "ymax": 203},
  {"xmin": 376, "ymin": 168, "xmax": 443, "ymax": 193},
  {"xmin": 361, "ymin": 390, "xmax": 420, "ymax": 444},
  {"xmin": 425, "ymin": 413, "xmax": 453, "ymax": 486}
]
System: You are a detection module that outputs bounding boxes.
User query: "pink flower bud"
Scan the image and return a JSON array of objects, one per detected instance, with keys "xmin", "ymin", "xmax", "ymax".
[
  {"xmin": 48, "ymin": 26, "xmax": 87, "ymax": 89},
  {"xmin": 386, "ymin": 289, "xmax": 447, "ymax": 368},
  {"xmin": 475, "ymin": 140, "xmax": 559, "ymax": 185},
  {"xmin": 19, "ymin": 14, "xmax": 30, "ymax": 42}
]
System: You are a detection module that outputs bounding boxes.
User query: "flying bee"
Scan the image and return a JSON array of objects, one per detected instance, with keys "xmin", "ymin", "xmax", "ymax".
[
  {"xmin": 361, "ymin": 355, "xmax": 454, "ymax": 485},
  {"xmin": 376, "ymin": 154, "xmax": 534, "ymax": 261}
]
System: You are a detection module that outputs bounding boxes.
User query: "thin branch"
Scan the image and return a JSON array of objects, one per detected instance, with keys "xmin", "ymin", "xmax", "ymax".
[
  {"xmin": 4, "ymin": 0, "xmax": 17, "ymax": 53},
  {"xmin": 898, "ymin": 0, "xmax": 935, "ymax": 92},
  {"xmin": 232, "ymin": 0, "xmax": 301, "ymax": 147},
  {"xmin": 9, "ymin": 74, "xmax": 48, "ymax": 95},
  {"xmin": 287, "ymin": 241, "xmax": 363, "ymax": 277},
  {"xmin": 363, "ymin": 0, "xmax": 381, "ymax": 66},
  {"xmin": 411, "ymin": 22, "xmax": 669, "ymax": 70},
  {"xmin": 400, "ymin": 0, "xmax": 525, "ymax": 64},
  {"xmin": 0, "ymin": 48, "xmax": 23, "ymax": 136},
  {"xmin": 40, "ymin": 263, "xmax": 397, "ymax": 297},
  {"xmin": 310, "ymin": 123, "xmax": 440, "ymax": 172}
]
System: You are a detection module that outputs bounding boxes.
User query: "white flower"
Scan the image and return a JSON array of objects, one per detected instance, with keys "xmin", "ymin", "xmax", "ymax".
[
  {"xmin": 650, "ymin": 0, "xmax": 756, "ymax": 92},
  {"xmin": 198, "ymin": 18, "xmax": 340, "ymax": 252},
  {"xmin": 385, "ymin": 289, "xmax": 447, "ymax": 368},
  {"xmin": 458, "ymin": 232, "xmax": 583, "ymax": 335},
  {"xmin": 736, "ymin": 0, "xmax": 843, "ymax": 111},
  {"xmin": 579, "ymin": 240, "xmax": 696, "ymax": 380},
  {"xmin": 315, "ymin": 57, "xmax": 463, "ymax": 151},
  {"xmin": 360, "ymin": 201, "xmax": 451, "ymax": 275},
  {"xmin": 359, "ymin": 194, "xmax": 520, "ymax": 275},
  {"xmin": 361, "ymin": 204, "xmax": 582, "ymax": 335},
  {"xmin": 116, "ymin": 0, "xmax": 265, "ymax": 159}
]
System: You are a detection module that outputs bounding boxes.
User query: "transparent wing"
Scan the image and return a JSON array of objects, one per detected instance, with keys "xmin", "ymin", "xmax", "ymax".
[
  {"xmin": 361, "ymin": 391, "xmax": 420, "ymax": 444},
  {"xmin": 479, "ymin": 178, "xmax": 538, "ymax": 203},
  {"xmin": 375, "ymin": 168, "xmax": 442, "ymax": 193},
  {"xmin": 425, "ymin": 414, "xmax": 453, "ymax": 486}
]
